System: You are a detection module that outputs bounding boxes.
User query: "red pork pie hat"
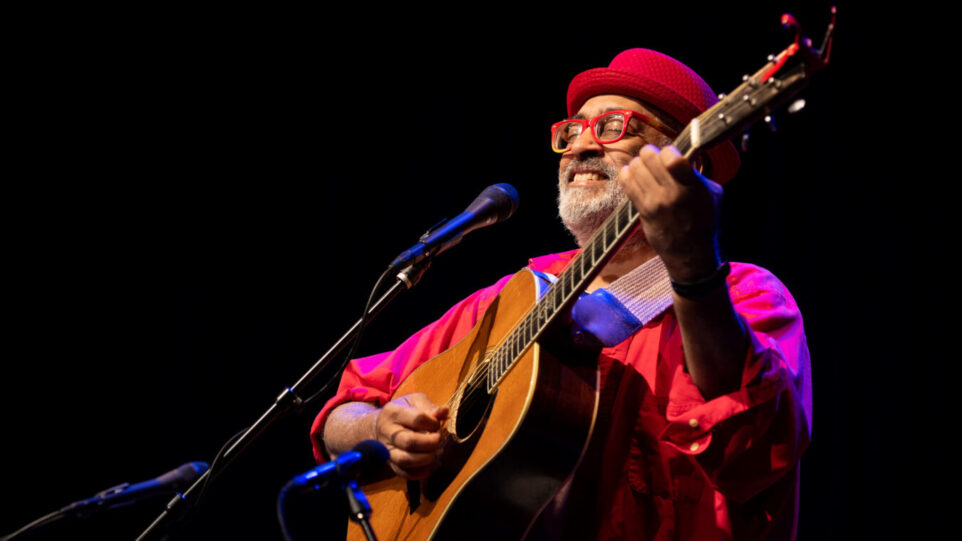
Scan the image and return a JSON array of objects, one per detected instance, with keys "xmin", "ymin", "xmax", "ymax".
[{"xmin": 567, "ymin": 48, "xmax": 740, "ymax": 184}]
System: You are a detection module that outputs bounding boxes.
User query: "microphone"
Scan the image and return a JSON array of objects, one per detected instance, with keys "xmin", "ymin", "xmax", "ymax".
[
  {"xmin": 390, "ymin": 183, "xmax": 519, "ymax": 269},
  {"xmin": 283, "ymin": 440, "xmax": 389, "ymax": 495},
  {"xmin": 60, "ymin": 461, "xmax": 209, "ymax": 518}
]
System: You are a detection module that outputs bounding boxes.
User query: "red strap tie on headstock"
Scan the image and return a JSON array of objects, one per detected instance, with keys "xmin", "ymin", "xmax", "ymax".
[{"xmin": 761, "ymin": 7, "xmax": 837, "ymax": 83}]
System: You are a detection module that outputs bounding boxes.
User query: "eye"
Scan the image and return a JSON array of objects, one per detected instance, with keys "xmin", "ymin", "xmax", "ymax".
[
  {"xmin": 553, "ymin": 121, "xmax": 584, "ymax": 150},
  {"xmin": 560, "ymin": 122, "xmax": 583, "ymax": 143},
  {"xmin": 595, "ymin": 114, "xmax": 625, "ymax": 141}
]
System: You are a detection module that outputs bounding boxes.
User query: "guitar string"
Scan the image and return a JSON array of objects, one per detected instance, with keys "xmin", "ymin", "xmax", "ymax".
[
  {"xmin": 441, "ymin": 205, "xmax": 635, "ymax": 416},
  {"xmin": 442, "ymin": 192, "xmax": 652, "ymax": 412},
  {"xmin": 453, "ymin": 239, "xmax": 597, "ymax": 404},
  {"xmin": 440, "ymin": 264, "xmax": 572, "ymax": 415},
  {"xmin": 436, "ymin": 106, "xmax": 719, "ymax": 415},
  {"xmin": 436, "ymin": 64, "xmax": 790, "ymax": 426},
  {"xmin": 438, "ymin": 137, "xmax": 700, "ymax": 412}
]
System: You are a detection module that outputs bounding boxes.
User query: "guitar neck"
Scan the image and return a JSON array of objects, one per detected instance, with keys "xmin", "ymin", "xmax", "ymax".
[
  {"xmin": 486, "ymin": 17, "xmax": 834, "ymax": 392},
  {"xmin": 485, "ymin": 124, "xmax": 700, "ymax": 392}
]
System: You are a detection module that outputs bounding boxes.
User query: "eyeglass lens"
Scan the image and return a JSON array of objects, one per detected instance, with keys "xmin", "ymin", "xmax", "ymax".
[{"xmin": 553, "ymin": 112, "xmax": 628, "ymax": 151}]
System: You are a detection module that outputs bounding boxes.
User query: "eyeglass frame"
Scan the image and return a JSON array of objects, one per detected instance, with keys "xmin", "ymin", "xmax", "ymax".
[{"xmin": 550, "ymin": 109, "xmax": 677, "ymax": 154}]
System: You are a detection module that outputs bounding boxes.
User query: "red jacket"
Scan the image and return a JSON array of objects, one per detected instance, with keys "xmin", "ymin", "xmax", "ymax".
[{"xmin": 311, "ymin": 251, "xmax": 812, "ymax": 540}]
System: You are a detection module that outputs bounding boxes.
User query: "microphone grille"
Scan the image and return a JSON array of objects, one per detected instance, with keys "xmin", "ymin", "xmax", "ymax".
[
  {"xmin": 484, "ymin": 183, "xmax": 519, "ymax": 222},
  {"xmin": 353, "ymin": 440, "xmax": 390, "ymax": 476}
]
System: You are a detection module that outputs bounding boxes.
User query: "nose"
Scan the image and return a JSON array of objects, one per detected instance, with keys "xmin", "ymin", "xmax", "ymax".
[{"xmin": 567, "ymin": 126, "xmax": 603, "ymax": 158}]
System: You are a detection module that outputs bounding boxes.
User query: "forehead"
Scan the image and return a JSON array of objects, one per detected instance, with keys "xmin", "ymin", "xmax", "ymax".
[{"xmin": 573, "ymin": 94, "xmax": 653, "ymax": 118}]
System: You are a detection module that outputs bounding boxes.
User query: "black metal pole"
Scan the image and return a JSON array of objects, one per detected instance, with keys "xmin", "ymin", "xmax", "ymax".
[{"xmin": 135, "ymin": 262, "xmax": 430, "ymax": 541}]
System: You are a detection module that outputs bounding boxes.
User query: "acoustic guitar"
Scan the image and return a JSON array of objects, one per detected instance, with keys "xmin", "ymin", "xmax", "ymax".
[{"xmin": 348, "ymin": 11, "xmax": 835, "ymax": 540}]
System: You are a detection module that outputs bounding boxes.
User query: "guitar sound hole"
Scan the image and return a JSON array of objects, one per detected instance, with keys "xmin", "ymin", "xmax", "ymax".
[
  {"xmin": 454, "ymin": 383, "xmax": 496, "ymax": 441},
  {"xmin": 424, "ymin": 377, "xmax": 497, "ymax": 502}
]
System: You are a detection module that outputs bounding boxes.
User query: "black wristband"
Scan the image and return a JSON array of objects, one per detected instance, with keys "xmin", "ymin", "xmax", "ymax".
[{"xmin": 670, "ymin": 261, "xmax": 731, "ymax": 298}]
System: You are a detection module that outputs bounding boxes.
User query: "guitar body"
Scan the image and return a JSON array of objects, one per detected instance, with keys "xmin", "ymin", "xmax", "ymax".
[{"xmin": 348, "ymin": 269, "xmax": 599, "ymax": 541}]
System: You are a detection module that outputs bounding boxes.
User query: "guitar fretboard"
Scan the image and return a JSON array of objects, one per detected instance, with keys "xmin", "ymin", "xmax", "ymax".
[
  {"xmin": 482, "ymin": 36, "xmax": 825, "ymax": 393},
  {"xmin": 485, "ymin": 199, "xmax": 641, "ymax": 392}
]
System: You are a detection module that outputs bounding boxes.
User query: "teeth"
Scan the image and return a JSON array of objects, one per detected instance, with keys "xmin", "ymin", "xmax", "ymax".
[{"xmin": 572, "ymin": 172, "xmax": 605, "ymax": 182}]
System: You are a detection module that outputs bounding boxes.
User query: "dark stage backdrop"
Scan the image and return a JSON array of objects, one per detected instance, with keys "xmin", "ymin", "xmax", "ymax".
[{"xmin": 5, "ymin": 5, "xmax": 938, "ymax": 541}]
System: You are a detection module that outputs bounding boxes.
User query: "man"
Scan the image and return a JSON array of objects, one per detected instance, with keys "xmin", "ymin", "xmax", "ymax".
[{"xmin": 312, "ymin": 49, "xmax": 811, "ymax": 540}]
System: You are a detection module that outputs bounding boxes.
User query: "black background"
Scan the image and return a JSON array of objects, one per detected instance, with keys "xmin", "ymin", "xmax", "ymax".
[{"xmin": 4, "ymin": 5, "xmax": 941, "ymax": 540}]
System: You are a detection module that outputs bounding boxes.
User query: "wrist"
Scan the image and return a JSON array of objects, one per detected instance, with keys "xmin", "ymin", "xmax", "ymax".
[
  {"xmin": 659, "ymin": 236, "xmax": 720, "ymax": 282},
  {"xmin": 369, "ymin": 407, "xmax": 382, "ymax": 442},
  {"xmin": 671, "ymin": 260, "xmax": 730, "ymax": 298}
]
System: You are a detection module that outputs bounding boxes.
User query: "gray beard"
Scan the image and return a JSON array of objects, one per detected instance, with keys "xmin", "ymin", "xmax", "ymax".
[{"xmin": 557, "ymin": 158, "xmax": 628, "ymax": 247}]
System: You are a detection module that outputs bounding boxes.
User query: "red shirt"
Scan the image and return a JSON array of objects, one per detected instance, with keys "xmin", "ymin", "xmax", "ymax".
[{"xmin": 311, "ymin": 251, "xmax": 812, "ymax": 540}]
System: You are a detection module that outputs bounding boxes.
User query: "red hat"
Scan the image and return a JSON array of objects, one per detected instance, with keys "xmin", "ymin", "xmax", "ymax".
[{"xmin": 566, "ymin": 48, "xmax": 740, "ymax": 184}]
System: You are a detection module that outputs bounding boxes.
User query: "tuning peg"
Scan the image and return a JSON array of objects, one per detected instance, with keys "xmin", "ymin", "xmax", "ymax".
[
  {"xmin": 764, "ymin": 114, "xmax": 777, "ymax": 133},
  {"xmin": 740, "ymin": 132, "xmax": 750, "ymax": 152}
]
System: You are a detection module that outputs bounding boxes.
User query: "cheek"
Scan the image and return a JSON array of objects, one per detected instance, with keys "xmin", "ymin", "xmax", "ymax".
[
  {"xmin": 606, "ymin": 154, "xmax": 634, "ymax": 176},
  {"xmin": 608, "ymin": 143, "xmax": 643, "ymax": 168},
  {"xmin": 558, "ymin": 157, "xmax": 572, "ymax": 183}
]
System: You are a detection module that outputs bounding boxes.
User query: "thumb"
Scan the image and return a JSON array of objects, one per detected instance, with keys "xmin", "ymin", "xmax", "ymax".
[{"xmin": 431, "ymin": 404, "xmax": 450, "ymax": 421}]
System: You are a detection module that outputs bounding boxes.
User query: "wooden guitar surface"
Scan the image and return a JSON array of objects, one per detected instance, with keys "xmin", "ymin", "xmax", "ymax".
[{"xmin": 347, "ymin": 269, "xmax": 600, "ymax": 541}]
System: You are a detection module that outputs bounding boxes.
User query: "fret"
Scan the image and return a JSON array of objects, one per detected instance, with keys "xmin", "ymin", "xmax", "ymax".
[
  {"xmin": 488, "ymin": 356, "xmax": 496, "ymax": 390},
  {"xmin": 499, "ymin": 348, "xmax": 507, "ymax": 382},
  {"xmin": 571, "ymin": 257, "xmax": 583, "ymax": 284},
  {"xmin": 483, "ymin": 5, "xmax": 835, "ymax": 398}
]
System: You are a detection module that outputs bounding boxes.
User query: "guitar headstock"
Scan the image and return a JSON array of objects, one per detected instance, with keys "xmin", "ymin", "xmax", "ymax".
[{"xmin": 680, "ymin": 7, "xmax": 837, "ymax": 159}]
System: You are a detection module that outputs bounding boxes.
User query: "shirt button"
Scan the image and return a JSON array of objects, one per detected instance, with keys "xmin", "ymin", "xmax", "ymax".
[
  {"xmin": 688, "ymin": 418, "xmax": 699, "ymax": 428},
  {"xmin": 690, "ymin": 442, "xmax": 700, "ymax": 452}
]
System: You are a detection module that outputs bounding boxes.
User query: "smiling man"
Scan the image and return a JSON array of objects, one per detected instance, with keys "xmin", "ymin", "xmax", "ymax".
[{"xmin": 313, "ymin": 49, "xmax": 812, "ymax": 540}]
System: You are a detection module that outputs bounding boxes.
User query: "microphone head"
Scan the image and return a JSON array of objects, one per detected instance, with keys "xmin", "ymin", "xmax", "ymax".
[
  {"xmin": 353, "ymin": 440, "xmax": 390, "ymax": 478},
  {"xmin": 155, "ymin": 461, "xmax": 210, "ymax": 490},
  {"xmin": 479, "ymin": 183, "xmax": 519, "ymax": 222}
]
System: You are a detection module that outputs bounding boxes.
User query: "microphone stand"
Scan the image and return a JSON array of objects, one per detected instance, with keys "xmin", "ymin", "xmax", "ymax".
[
  {"xmin": 345, "ymin": 480, "xmax": 377, "ymax": 541},
  {"xmin": 135, "ymin": 261, "xmax": 431, "ymax": 541}
]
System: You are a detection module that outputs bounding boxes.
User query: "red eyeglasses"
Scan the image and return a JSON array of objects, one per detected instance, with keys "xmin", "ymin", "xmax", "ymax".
[{"xmin": 550, "ymin": 109, "xmax": 676, "ymax": 153}]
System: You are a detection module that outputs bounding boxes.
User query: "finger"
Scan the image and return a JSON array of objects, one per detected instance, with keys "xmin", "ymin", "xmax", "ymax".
[
  {"xmin": 431, "ymin": 405, "xmax": 450, "ymax": 421},
  {"xmin": 403, "ymin": 392, "xmax": 439, "ymax": 410},
  {"xmin": 391, "ymin": 447, "xmax": 438, "ymax": 469},
  {"xmin": 390, "ymin": 461, "xmax": 439, "ymax": 480},
  {"xmin": 660, "ymin": 145, "xmax": 701, "ymax": 187},
  {"xmin": 389, "ymin": 448, "xmax": 440, "ymax": 479},
  {"xmin": 378, "ymin": 397, "xmax": 440, "ymax": 432},
  {"xmin": 620, "ymin": 151, "xmax": 661, "ymax": 210},
  {"xmin": 392, "ymin": 406, "xmax": 443, "ymax": 432},
  {"xmin": 397, "ymin": 394, "xmax": 445, "ymax": 430},
  {"xmin": 388, "ymin": 428, "xmax": 443, "ymax": 453},
  {"xmin": 639, "ymin": 144, "xmax": 673, "ymax": 187}
]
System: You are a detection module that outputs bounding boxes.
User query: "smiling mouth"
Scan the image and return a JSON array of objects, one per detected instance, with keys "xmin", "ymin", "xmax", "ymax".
[{"xmin": 568, "ymin": 169, "xmax": 611, "ymax": 185}]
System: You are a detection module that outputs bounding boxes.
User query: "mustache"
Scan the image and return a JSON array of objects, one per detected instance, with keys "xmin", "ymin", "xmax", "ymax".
[{"xmin": 560, "ymin": 157, "xmax": 620, "ymax": 182}]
